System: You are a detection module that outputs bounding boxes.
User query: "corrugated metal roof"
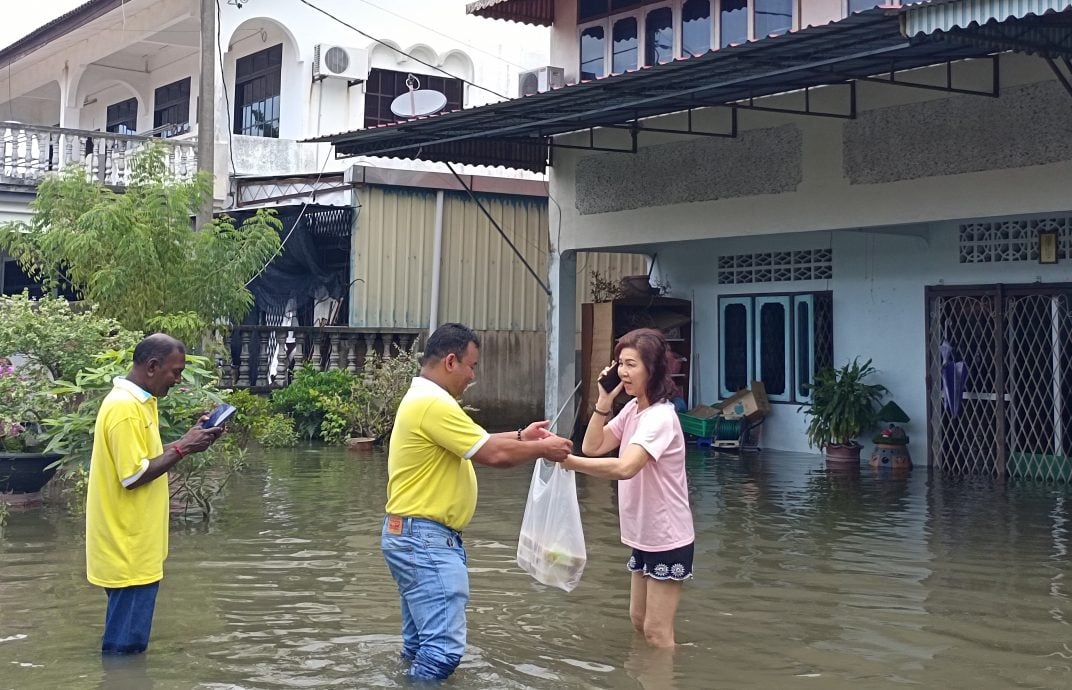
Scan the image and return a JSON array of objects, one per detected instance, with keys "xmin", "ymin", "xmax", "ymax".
[
  {"xmin": 905, "ymin": 0, "xmax": 1072, "ymax": 34},
  {"xmin": 466, "ymin": 0, "xmax": 554, "ymax": 26},
  {"xmin": 311, "ymin": 8, "xmax": 992, "ymax": 172}
]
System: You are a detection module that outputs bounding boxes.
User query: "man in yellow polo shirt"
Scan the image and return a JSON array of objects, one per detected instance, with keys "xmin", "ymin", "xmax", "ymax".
[
  {"xmin": 382, "ymin": 322, "xmax": 573, "ymax": 681},
  {"xmin": 86, "ymin": 334, "xmax": 223, "ymax": 655}
]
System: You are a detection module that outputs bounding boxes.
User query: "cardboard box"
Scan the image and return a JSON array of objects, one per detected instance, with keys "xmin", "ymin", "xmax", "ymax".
[
  {"xmin": 684, "ymin": 404, "xmax": 721, "ymax": 420},
  {"xmin": 717, "ymin": 381, "xmax": 771, "ymax": 421}
]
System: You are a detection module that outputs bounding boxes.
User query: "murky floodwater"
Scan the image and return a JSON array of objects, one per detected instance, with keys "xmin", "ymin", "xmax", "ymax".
[{"xmin": 3, "ymin": 448, "xmax": 1072, "ymax": 689}]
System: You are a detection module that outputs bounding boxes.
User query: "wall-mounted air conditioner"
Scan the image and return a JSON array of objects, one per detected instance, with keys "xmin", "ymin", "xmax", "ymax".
[
  {"xmin": 518, "ymin": 66, "xmax": 565, "ymax": 96},
  {"xmin": 313, "ymin": 45, "xmax": 370, "ymax": 82}
]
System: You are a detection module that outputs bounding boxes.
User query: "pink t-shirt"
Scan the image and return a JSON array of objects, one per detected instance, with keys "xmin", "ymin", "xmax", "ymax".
[{"xmin": 607, "ymin": 399, "xmax": 694, "ymax": 551}]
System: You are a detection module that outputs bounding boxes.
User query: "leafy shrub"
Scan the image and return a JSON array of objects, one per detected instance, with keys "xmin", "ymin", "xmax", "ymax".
[
  {"xmin": 269, "ymin": 365, "xmax": 354, "ymax": 440},
  {"xmin": 317, "ymin": 345, "xmax": 420, "ymax": 443},
  {"xmin": 222, "ymin": 389, "xmax": 272, "ymax": 448},
  {"xmin": 253, "ymin": 414, "xmax": 301, "ymax": 448}
]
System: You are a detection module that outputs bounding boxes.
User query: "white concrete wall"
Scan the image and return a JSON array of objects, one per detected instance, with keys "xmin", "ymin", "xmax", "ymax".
[
  {"xmin": 214, "ymin": 0, "xmax": 550, "ymax": 180},
  {"xmin": 546, "ymin": 50, "xmax": 1072, "ymax": 459},
  {"xmin": 653, "ymin": 214, "xmax": 1072, "ymax": 459}
]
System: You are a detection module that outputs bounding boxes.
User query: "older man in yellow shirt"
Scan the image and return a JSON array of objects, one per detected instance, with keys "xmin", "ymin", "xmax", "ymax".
[{"xmin": 86, "ymin": 334, "xmax": 223, "ymax": 655}]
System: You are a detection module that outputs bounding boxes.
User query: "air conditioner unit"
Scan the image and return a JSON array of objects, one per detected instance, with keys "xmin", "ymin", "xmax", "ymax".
[
  {"xmin": 313, "ymin": 44, "xmax": 370, "ymax": 82},
  {"xmin": 518, "ymin": 66, "xmax": 565, "ymax": 96}
]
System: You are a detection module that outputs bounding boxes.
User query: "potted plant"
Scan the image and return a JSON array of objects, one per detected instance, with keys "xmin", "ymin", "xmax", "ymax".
[
  {"xmin": 0, "ymin": 361, "xmax": 64, "ymax": 499},
  {"xmin": 800, "ymin": 358, "xmax": 887, "ymax": 465}
]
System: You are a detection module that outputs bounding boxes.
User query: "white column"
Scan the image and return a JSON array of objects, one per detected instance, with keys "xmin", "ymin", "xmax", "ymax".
[{"xmin": 545, "ymin": 249, "xmax": 577, "ymax": 431}]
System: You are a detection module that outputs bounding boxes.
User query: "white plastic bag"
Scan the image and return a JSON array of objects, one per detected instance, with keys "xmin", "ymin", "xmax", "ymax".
[{"xmin": 517, "ymin": 459, "xmax": 587, "ymax": 592}]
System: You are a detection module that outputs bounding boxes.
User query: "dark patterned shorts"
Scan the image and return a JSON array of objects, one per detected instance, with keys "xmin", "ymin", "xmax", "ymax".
[{"xmin": 626, "ymin": 542, "xmax": 694, "ymax": 581}]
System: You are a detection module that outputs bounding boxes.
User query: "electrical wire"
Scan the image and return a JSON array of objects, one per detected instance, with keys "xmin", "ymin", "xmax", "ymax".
[{"xmin": 296, "ymin": 0, "xmax": 509, "ymax": 101}]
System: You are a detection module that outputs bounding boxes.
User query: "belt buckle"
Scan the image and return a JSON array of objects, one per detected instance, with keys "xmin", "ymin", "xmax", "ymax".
[{"xmin": 386, "ymin": 514, "xmax": 403, "ymax": 535}]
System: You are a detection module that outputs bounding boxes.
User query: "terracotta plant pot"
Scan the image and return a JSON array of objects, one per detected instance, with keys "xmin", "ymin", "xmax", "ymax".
[
  {"xmin": 824, "ymin": 443, "xmax": 862, "ymax": 466},
  {"xmin": 344, "ymin": 437, "xmax": 376, "ymax": 452}
]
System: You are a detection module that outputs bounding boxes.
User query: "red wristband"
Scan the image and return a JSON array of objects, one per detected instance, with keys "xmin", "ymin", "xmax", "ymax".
[{"xmin": 173, "ymin": 443, "xmax": 187, "ymax": 459}]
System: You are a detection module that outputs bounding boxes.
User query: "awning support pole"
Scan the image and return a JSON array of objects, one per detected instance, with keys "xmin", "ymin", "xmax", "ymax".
[{"xmin": 1045, "ymin": 56, "xmax": 1072, "ymax": 101}]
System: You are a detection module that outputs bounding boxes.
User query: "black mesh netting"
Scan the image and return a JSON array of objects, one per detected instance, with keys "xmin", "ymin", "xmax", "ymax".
[{"xmin": 223, "ymin": 204, "xmax": 354, "ymax": 384}]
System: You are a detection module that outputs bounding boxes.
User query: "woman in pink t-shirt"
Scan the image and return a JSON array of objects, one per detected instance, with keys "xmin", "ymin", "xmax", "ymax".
[{"xmin": 564, "ymin": 328, "xmax": 694, "ymax": 647}]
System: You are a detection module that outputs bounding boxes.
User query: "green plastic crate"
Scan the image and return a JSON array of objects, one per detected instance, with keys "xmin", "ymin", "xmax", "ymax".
[{"xmin": 678, "ymin": 412, "xmax": 719, "ymax": 438}]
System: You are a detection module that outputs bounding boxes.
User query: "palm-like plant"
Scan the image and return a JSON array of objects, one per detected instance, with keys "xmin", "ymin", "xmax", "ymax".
[{"xmin": 800, "ymin": 358, "xmax": 887, "ymax": 450}]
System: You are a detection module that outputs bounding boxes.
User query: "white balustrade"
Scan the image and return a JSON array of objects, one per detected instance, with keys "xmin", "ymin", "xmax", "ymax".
[{"xmin": 0, "ymin": 123, "xmax": 197, "ymax": 187}]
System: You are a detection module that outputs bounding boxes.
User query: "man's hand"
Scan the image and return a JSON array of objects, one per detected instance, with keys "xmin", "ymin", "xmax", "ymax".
[
  {"xmin": 176, "ymin": 418, "xmax": 224, "ymax": 454},
  {"xmin": 520, "ymin": 420, "xmax": 554, "ymax": 441},
  {"xmin": 537, "ymin": 434, "xmax": 573, "ymax": 462}
]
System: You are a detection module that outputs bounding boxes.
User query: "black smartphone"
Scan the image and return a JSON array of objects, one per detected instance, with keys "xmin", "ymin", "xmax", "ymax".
[
  {"xmin": 599, "ymin": 363, "xmax": 621, "ymax": 393},
  {"xmin": 202, "ymin": 403, "xmax": 237, "ymax": 429}
]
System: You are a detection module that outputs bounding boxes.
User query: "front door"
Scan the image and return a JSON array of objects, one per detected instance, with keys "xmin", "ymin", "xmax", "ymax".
[{"xmin": 927, "ymin": 285, "xmax": 1072, "ymax": 480}]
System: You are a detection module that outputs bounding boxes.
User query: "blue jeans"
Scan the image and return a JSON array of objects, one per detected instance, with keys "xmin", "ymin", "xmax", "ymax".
[
  {"xmin": 381, "ymin": 515, "xmax": 469, "ymax": 681},
  {"xmin": 102, "ymin": 581, "xmax": 160, "ymax": 655}
]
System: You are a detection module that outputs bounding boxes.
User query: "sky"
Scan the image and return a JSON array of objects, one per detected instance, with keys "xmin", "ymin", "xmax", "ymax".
[{"xmin": 2, "ymin": 3, "xmax": 88, "ymax": 50}]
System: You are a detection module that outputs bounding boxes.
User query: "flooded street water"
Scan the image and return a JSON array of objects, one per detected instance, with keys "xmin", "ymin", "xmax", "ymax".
[{"xmin": 3, "ymin": 447, "xmax": 1072, "ymax": 689}]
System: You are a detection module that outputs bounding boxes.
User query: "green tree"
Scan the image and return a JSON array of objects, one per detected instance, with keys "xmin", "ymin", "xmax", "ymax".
[{"xmin": 0, "ymin": 145, "xmax": 283, "ymax": 342}]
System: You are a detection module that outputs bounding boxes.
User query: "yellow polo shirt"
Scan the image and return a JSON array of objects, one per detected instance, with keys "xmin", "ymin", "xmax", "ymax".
[
  {"xmin": 85, "ymin": 377, "xmax": 168, "ymax": 588},
  {"xmin": 385, "ymin": 377, "xmax": 490, "ymax": 531}
]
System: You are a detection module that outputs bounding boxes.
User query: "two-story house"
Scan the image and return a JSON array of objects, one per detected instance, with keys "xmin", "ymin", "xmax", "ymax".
[
  {"xmin": 0, "ymin": 0, "xmax": 645, "ymax": 426},
  {"xmin": 318, "ymin": 0, "xmax": 1072, "ymax": 476}
]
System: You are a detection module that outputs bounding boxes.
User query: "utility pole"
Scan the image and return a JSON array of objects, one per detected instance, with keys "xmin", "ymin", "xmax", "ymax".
[{"xmin": 196, "ymin": 0, "xmax": 216, "ymax": 229}]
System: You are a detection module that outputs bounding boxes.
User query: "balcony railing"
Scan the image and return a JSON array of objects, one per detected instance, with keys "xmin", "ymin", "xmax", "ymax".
[
  {"xmin": 227, "ymin": 325, "xmax": 424, "ymax": 390},
  {"xmin": 0, "ymin": 122, "xmax": 197, "ymax": 187}
]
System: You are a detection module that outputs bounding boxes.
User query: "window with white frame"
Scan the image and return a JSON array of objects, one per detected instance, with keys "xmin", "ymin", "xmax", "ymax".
[
  {"xmin": 234, "ymin": 44, "xmax": 282, "ymax": 138},
  {"xmin": 153, "ymin": 77, "xmax": 191, "ymax": 137},
  {"xmin": 681, "ymin": 0, "xmax": 712, "ymax": 56},
  {"xmin": 719, "ymin": 292, "xmax": 833, "ymax": 403},
  {"xmin": 578, "ymin": 1, "xmax": 796, "ymax": 79},
  {"xmin": 106, "ymin": 97, "xmax": 138, "ymax": 134}
]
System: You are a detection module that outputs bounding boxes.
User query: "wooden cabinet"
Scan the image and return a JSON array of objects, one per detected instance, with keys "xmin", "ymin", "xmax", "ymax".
[{"xmin": 579, "ymin": 297, "xmax": 692, "ymax": 427}]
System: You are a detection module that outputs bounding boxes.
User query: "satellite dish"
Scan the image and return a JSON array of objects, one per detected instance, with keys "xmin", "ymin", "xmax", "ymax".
[{"xmin": 390, "ymin": 89, "xmax": 448, "ymax": 118}]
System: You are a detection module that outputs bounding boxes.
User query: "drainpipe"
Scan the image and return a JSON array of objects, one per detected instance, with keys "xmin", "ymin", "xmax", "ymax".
[{"xmin": 428, "ymin": 190, "xmax": 445, "ymax": 336}]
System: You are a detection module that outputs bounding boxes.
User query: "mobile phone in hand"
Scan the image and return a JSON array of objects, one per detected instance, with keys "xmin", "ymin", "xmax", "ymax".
[
  {"xmin": 202, "ymin": 403, "xmax": 237, "ymax": 429},
  {"xmin": 598, "ymin": 364, "xmax": 621, "ymax": 394}
]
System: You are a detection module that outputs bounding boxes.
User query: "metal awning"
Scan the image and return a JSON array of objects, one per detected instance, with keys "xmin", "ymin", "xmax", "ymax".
[
  {"xmin": 308, "ymin": 8, "xmax": 994, "ymax": 172},
  {"xmin": 904, "ymin": 0, "xmax": 1072, "ymax": 35},
  {"xmin": 465, "ymin": 0, "xmax": 553, "ymax": 26}
]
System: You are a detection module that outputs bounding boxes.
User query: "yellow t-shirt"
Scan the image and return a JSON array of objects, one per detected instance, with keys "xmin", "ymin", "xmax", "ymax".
[
  {"xmin": 385, "ymin": 377, "xmax": 490, "ymax": 531},
  {"xmin": 85, "ymin": 377, "xmax": 169, "ymax": 588}
]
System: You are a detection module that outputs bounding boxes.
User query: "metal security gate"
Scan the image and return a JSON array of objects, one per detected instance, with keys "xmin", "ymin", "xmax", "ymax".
[{"xmin": 927, "ymin": 284, "xmax": 1072, "ymax": 480}]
